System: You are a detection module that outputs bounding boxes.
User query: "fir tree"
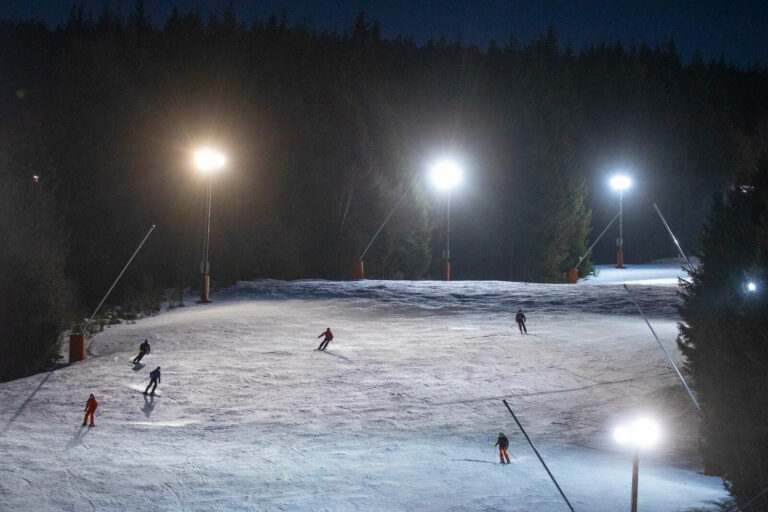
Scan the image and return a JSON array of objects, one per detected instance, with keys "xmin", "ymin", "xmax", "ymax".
[{"xmin": 677, "ymin": 156, "xmax": 768, "ymax": 508}]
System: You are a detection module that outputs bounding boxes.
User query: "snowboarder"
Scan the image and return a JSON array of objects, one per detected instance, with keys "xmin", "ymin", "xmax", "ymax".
[
  {"xmin": 316, "ymin": 328, "xmax": 333, "ymax": 351},
  {"xmin": 495, "ymin": 432, "xmax": 511, "ymax": 464},
  {"xmin": 132, "ymin": 339, "xmax": 151, "ymax": 364},
  {"xmin": 515, "ymin": 309, "xmax": 527, "ymax": 334},
  {"xmin": 144, "ymin": 366, "xmax": 161, "ymax": 395},
  {"xmin": 82, "ymin": 394, "xmax": 98, "ymax": 427}
]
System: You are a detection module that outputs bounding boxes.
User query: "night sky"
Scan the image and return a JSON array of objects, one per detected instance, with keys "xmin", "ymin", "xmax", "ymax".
[{"xmin": 2, "ymin": 0, "xmax": 767, "ymax": 67}]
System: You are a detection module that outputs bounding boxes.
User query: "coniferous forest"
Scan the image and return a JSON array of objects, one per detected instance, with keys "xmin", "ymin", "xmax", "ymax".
[{"xmin": 2, "ymin": 2, "xmax": 768, "ymax": 507}]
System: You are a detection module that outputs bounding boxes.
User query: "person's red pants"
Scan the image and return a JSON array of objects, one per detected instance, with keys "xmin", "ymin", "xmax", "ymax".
[
  {"xmin": 499, "ymin": 446, "xmax": 510, "ymax": 463},
  {"xmin": 83, "ymin": 410, "xmax": 95, "ymax": 425}
]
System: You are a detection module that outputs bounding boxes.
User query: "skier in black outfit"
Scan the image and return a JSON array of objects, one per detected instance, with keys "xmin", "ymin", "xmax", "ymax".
[
  {"xmin": 495, "ymin": 432, "xmax": 511, "ymax": 464},
  {"xmin": 515, "ymin": 309, "xmax": 527, "ymax": 334},
  {"xmin": 133, "ymin": 339, "xmax": 151, "ymax": 364},
  {"xmin": 144, "ymin": 367, "xmax": 161, "ymax": 395}
]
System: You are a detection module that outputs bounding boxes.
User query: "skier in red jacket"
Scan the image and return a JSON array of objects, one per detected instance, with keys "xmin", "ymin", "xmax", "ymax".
[
  {"xmin": 316, "ymin": 328, "xmax": 333, "ymax": 351},
  {"xmin": 82, "ymin": 394, "xmax": 98, "ymax": 427}
]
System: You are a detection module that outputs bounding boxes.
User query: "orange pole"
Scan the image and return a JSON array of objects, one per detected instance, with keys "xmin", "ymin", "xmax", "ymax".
[
  {"xmin": 69, "ymin": 333, "xmax": 86, "ymax": 362},
  {"xmin": 351, "ymin": 260, "xmax": 364, "ymax": 280}
]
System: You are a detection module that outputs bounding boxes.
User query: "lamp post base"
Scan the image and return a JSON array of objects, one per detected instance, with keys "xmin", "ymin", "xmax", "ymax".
[
  {"xmin": 198, "ymin": 274, "xmax": 211, "ymax": 304},
  {"xmin": 616, "ymin": 251, "xmax": 625, "ymax": 269},
  {"xmin": 69, "ymin": 333, "xmax": 86, "ymax": 362},
  {"xmin": 351, "ymin": 260, "xmax": 364, "ymax": 280},
  {"xmin": 443, "ymin": 260, "xmax": 451, "ymax": 281}
]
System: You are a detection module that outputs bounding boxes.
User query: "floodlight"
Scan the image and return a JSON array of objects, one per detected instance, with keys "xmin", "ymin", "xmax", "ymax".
[
  {"xmin": 431, "ymin": 160, "xmax": 462, "ymax": 190},
  {"xmin": 610, "ymin": 174, "xmax": 631, "ymax": 191},
  {"xmin": 194, "ymin": 148, "xmax": 226, "ymax": 173},
  {"xmin": 613, "ymin": 417, "xmax": 660, "ymax": 448},
  {"xmin": 747, "ymin": 282, "xmax": 757, "ymax": 292}
]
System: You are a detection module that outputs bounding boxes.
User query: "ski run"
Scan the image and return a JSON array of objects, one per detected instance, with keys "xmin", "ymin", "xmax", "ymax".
[{"xmin": 0, "ymin": 264, "xmax": 729, "ymax": 511}]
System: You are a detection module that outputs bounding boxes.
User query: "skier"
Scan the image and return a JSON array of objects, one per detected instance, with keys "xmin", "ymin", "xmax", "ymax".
[
  {"xmin": 515, "ymin": 309, "xmax": 527, "ymax": 334},
  {"xmin": 495, "ymin": 432, "xmax": 511, "ymax": 464},
  {"xmin": 82, "ymin": 394, "xmax": 98, "ymax": 427},
  {"xmin": 316, "ymin": 328, "xmax": 333, "ymax": 351},
  {"xmin": 132, "ymin": 339, "xmax": 151, "ymax": 364},
  {"xmin": 144, "ymin": 366, "xmax": 161, "ymax": 395}
]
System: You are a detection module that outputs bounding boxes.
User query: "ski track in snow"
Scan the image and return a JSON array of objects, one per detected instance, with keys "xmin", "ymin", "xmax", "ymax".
[{"xmin": 0, "ymin": 265, "xmax": 728, "ymax": 511}]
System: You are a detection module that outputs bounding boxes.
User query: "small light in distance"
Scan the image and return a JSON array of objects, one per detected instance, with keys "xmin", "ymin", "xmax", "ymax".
[
  {"xmin": 431, "ymin": 160, "xmax": 462, "ymax": 190},
  {"xmin": 32, "ymin": 175, "xmax": 39, "ymax": 183},
  {"xmin": 610, "ymin": 174, "xmax": 631, "ymax": 191},
  {"xmin": 194, "ymin": 148, "xmax": 227, "ymax": 173},
  {"xmin": 613, "ymin": 417, "xmax": 660, "ymax": 448},
  {"xmin": 747, "ymin": 282, "xmax": 757, "ymax": 292}
]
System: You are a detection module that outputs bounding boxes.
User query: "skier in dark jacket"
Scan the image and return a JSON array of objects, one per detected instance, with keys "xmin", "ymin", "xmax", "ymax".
[
  {"xmin": 515, "ymin": 309, "xmax": 527, "ymax": 334},
  {"xmin": 495, "ymin": 432, "xmax": 511, "ymax": 464},
  {"xmin": 144, "ymin": 367, "xmax": 161, "ymax": 395},
  {"xmin": 133, "ymin": 339, "xmax": 151, "ymax": 364},
  {"xmin": 316, "ymin": 328, "xmax": 333, "ymax": 351}
]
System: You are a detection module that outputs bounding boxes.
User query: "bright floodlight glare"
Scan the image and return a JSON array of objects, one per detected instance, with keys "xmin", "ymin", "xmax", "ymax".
[
  {"xmin": 747, "ymin": 282, "xmax": 757, "ymax": 292},
  {"xmin": 610, "ymin": 174, "xmax": 631, "ymax": 191},
  {"xmin": 431, "ymin": 160, "xmax": 462, "ymax": 190},
  {"xmin": 613, "ymin": 418, "xmax": 660, "ymax": 448},
  {"xmin": 194, "ymin": 148, "xmax": 226, "ymax": 172}
]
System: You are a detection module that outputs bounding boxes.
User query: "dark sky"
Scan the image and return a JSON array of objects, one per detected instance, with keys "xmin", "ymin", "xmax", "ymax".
[{"xmin": 2, "ymin": 0, "xmax": 767, "ymax": 67}]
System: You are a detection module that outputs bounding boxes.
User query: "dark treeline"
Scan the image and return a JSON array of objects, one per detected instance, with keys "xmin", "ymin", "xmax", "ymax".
[{"xmin": 1, "ymin": 4, "xmax": 767, "ymax": 377}]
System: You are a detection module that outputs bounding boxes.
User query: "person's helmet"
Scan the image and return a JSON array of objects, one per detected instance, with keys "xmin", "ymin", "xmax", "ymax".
[{"xmin": 499, "ymin": 432, "xmax": 504, "ymax": 436}]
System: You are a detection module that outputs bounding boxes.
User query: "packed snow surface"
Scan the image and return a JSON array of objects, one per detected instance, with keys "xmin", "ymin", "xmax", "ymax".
[
  {"xmin": 582, "ymin": 263, "xmax": 691, "ymax": 286},
  {"xmin": 0, "ymin": 265, "xmax": 728, "ymax": 511}
]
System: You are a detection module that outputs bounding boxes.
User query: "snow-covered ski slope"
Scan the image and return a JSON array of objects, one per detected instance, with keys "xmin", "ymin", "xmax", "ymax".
[{"xmin": 0, "ymin": 264, "xmax": 728, "ymax": 511}]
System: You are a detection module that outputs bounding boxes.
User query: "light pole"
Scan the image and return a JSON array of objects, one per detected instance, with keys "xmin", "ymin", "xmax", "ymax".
[
  {"xmin": 614, "ymin": 417, "xmax": 660, "ymax": 512},
  {"xmin": 431, "ymin": 159, "xmax": 462, "ymax": 280},
  {"xmin": 194, "ymin": 148, "xmax": 226, "ymax": 303},
  {"xmin": 610, "ymin": 174, "xmax": 631, "ymax": 269}
]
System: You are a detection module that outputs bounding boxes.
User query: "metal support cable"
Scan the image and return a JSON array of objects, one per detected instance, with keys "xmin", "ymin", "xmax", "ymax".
[
  {"xmin": 623, "ymin": 284, "xmax": 701, "ymax": 412},
  {"xmin": 359, "ymin": 180, "xmax": 414, "ymax": 261},
  {"xmin": 575, "ymin": 211, "xmax": 621, "ymax": 270},
  {"xmin": 503, "ymin": 399, "xmax": 576, "ymax": 511},
  {"xmin": 85, "ymin": 225, "xmax": 156, "ymax": 351}
]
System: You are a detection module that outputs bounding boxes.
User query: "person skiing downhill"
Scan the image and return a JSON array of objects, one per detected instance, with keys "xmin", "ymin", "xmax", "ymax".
[
  {"xmin": 144, "ymin": 367, "xmax": 161, "ymax": 395},
  {"xmin": 515, "ymin": 309, "xmax": 527, "ymax": 334},
  {"xmin": 132, "ymin": 339, "xmax": 151, "ymax": 364},
  {"xmin": 82, "ymin": 394, "xmax": 98, "ymax": 427},
  {"xmin": 317, "ymin": 328, "xmax": 333, "ymax": 351},
  {"xmin": 495, "ymin": 432, "xmax": 511, "ymax": 464}
]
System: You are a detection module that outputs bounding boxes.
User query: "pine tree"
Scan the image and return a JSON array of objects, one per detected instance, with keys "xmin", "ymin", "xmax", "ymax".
[
  {"xmin": 0, "ymin": 161, "xmax": 73, "ymax": 382},
  {"xmin": 677, "ymin": 156, "xmax": 768, "ymax": 508}
]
